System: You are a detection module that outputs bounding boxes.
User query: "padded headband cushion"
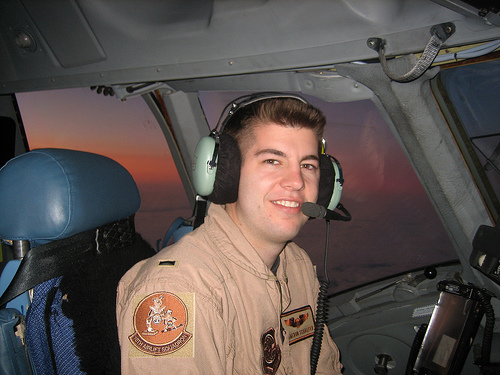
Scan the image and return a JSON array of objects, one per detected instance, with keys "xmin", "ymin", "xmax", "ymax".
[
  {"xmin": 317, "ymin": 154, "xmax": 335, "ymax": 208},
  {"xmin": 208, "ymin": 133, "xmax": 241, "ymax": 204},
  {"xmin": 0, "ymin": 148, "xmax": 140, "ymax": 246}
]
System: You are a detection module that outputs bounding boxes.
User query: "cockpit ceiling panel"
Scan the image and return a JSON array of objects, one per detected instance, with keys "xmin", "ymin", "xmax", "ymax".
[
  {"xmin": 0, "ymin": 0, "xmax": 499, "ymax": 93},
  {"xmin": 432, "ymin": 0, "xmax": 500, "ymax": 25},
  {"xmin": 21, "ymin": 0, "xmax": 106, "ymax": 68}
]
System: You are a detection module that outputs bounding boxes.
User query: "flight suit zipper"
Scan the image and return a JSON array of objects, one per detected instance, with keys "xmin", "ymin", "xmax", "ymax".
[
  {"xmin": 273, "ymin": 274, "xmax": 293, "ymax": 374},
  {"xmin": 276, "ymin": 278, "xmax": 284, "ymax": 342}
]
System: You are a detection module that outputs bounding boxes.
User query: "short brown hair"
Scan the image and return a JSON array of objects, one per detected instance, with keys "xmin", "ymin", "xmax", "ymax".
[{"xmin": 222, "ymin": 97, "xmax": 326, "ymax": 154}]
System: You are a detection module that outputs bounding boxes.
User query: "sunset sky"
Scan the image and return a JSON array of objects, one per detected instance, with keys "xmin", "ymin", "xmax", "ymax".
[{"xmin": 17, "ymin": 88, "xmax": 178, "ymax": 183}]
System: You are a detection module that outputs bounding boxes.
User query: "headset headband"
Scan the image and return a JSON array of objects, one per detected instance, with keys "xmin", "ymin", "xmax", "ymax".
[{"xmin": 214, "ymin": 92, "xmax": 309, "ymax": 134}]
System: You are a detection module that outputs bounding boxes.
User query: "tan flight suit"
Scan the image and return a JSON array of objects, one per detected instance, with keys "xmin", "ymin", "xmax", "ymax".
[{"xmin": 117, "ymin": 204, "xmax": 343, "ymax": 374}]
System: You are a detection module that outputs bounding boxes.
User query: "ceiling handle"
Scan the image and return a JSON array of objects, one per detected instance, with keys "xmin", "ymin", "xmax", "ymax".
[{"xmin": 367, "ymin": 22, "xmax": 455, "ymax": 82}]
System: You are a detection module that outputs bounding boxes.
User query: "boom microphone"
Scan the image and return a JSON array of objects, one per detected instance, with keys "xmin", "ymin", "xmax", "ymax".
[
  {"xmin": 301, "ymin": 202, "xmax": 327, "ymax": 218},
  {"xmin": 301, "ymin": 202, "xmax": 352, "ymax": 221}
]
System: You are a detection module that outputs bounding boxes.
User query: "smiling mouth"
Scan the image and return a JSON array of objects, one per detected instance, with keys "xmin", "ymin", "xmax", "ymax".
[{"xmin": 272, "ymin": 200, "xmax": 300, "ymax": 208}]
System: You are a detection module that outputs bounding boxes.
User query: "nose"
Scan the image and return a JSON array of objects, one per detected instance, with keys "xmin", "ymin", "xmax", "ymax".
[{"xmin": 281, "ymin": 164, "xmax": 305, "ymax": 191}]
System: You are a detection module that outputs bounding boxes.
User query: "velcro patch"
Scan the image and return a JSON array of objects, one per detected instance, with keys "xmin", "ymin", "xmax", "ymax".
[
  {"xmin": 281, "ymin": 305, "xmax": 315, "ymax": 345},
  {"xmin": 129, "ymin": 292, "xmax": 193, "ymax": 356}
]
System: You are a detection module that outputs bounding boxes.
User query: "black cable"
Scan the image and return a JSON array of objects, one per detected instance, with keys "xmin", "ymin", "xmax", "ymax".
[
  {"xmin": 476, "ymin": 288, "xmax": 495, "ymax": 368},
  {"xmin": 323, "ymin": 220, "xmax": 330, "ymax": 285},
  {"xmin": 310, "ymin": 220, "xmax": 331, "ymax": 375},
  {"xmin": 405, "ymin": 324, "xmax": 428, "ymax": 375}
]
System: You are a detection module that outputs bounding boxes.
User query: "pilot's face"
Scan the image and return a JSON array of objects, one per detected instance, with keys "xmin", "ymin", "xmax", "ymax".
[{"xmin": 225, "ymin": 122, "xmax": 320, "ymax": 253}]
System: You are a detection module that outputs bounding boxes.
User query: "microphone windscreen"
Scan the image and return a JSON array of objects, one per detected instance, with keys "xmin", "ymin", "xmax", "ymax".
[{"xmin": 301, "ymin": 202, "xmax": 326, "ymax": 218}]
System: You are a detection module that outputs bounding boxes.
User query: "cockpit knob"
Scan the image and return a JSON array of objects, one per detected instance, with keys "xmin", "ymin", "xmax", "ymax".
[{"xmin": 424, "ymin": 266, "xmax": 437, "ymax": 280}]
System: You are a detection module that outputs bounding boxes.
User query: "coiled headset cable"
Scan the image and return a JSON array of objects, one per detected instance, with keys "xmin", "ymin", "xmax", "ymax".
[
  {"xmin": 310, "ymin": 219, "xmax": 331, "ymax": 375},
  {"xmin": 301, "ymin": 201, "xmax": 351, "ymax": 374}
]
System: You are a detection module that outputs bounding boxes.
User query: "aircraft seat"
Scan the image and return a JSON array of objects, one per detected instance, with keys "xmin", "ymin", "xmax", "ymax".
[{"xmin": 0, "ymin": 148, "xmax": 155, "ymax": 375}]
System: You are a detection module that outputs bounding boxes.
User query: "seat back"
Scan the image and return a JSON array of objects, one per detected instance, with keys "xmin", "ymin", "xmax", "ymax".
[{"xmin": 0, "ymin": 148, "xmax": 155, "ymax": 375}]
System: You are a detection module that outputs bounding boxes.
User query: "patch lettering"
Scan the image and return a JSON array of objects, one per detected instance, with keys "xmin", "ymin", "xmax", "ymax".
[
  {"xmin": 281, "ymin": 305, "xmax": 315, "ymax": 345},
  {"xmin": 129, "ymin": 292, "xmax": 192, "ymax": 356}
]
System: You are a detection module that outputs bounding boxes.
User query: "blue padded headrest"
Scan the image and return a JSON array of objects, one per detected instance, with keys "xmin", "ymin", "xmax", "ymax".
[{"xmin": 0, "ymin": 148, "xmax": 140, "ymax": 246}]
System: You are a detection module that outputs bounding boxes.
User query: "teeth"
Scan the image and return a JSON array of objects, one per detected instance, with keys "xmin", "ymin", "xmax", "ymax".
[{"xmin": 273, "ymin": 200, "xmax": 300, "ymax": 208}]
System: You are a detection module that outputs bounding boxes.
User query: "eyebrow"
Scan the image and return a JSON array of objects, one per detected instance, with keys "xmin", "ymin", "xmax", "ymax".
[{"xmin": 254, "ymin": 148, "xmax": 320, "ymax": 162}]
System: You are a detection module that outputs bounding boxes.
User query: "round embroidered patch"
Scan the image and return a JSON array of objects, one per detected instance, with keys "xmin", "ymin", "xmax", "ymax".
[{"xmin": 129, "ymin": 292, "xmax": 192, "ymax": 356}]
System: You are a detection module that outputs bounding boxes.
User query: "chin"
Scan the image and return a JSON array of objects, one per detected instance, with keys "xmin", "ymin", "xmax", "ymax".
[{"xmin": 276, "ymin": 223, "xmax": 303, "ymax": 242}]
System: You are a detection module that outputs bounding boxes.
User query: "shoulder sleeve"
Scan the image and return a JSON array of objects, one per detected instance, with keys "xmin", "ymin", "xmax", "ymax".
[{"xmin": 116, "ymin": 254, "xmax": 235, "ymax": 374}]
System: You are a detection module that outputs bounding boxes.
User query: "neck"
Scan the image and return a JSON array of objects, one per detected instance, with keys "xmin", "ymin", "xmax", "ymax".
[
  {"xmin": 259, "ymin": 246, "xmax": 284, "ymax": 269},
  {"xmin": 224, "ymin": 204, "xmax": 285, "ymax": 269},
  {"xmin": 240, "ymin": 231, "xmax": 285, "ymax": 269}
]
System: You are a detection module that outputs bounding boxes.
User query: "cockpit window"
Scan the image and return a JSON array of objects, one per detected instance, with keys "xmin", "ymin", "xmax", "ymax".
[
  {"xmin": 16, "ymin": 88, "xmax": 192, "ymax": 249},
  {"xmin": 199, "ymin": 92, "xmax": 457, "ymax": 294},
  {"xmin": 433, "ymin": 59, "xmax": 500, "ymax": 222},
  {"xmin": 15, "ymin": 88, "xmax": 457, "ymax": 294}
]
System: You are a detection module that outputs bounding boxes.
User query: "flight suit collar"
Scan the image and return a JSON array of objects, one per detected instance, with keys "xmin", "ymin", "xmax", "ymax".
[{"xmin": 205, "ymin": 203, "xmax": 290, "ymax": 287}]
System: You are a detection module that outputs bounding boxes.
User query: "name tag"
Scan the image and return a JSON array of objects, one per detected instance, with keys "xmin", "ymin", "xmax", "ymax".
[{"xmin": 281, "ymin": 305, "xmax": 315, "ymax": 345}]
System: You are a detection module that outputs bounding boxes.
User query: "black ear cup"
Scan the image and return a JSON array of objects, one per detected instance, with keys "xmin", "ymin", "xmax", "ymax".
[
  {"xmin": 206, "ymin": 133, "xmax": 241, "ymax": 204},
  {"xmin": 317, "ymin": 154, "xmax": 335, "ymax": 208},
  {"xmin": 317, "ymin": 154, "xmax": 343, "ymax": 210}
]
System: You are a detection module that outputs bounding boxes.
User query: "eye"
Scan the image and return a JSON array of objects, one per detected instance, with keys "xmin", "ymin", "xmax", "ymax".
[
  {"xmin": 301, "ymin": 163, "xmax": 318, "ymax": 171},
  {"xmin": 264, "ymin": 159, "xmax": 280, "ymax": 165}
]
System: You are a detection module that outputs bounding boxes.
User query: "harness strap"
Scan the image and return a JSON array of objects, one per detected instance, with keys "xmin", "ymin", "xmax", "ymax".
[{"xmin": 0, "ymin": 216, "xmax": 135, "ymax": 308}]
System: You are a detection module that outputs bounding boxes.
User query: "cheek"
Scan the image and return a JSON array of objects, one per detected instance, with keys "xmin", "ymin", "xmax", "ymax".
[
  {"xmin": 305, "ymin": 174, "xmax": 320, "ymax": 198},
  {"xmin": 236, "ymin": 168, "xmax": 254, "ymax": 196},
  {"xmin": 239, "ymin": 164, "xmax": 274, "ymax": 191}
]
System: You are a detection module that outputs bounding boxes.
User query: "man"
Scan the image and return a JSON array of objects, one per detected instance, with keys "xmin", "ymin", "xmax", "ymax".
[{"xmin": 116, "ymin": 94, "xmax": 343, "ymax": 374}]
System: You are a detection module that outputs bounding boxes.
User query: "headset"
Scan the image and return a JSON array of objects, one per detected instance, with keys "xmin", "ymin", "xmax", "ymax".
[{"xmin": 192, "ymin": 92, "xmax": 343, "ymax": 211}]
